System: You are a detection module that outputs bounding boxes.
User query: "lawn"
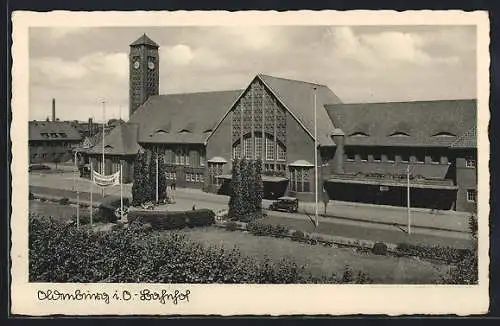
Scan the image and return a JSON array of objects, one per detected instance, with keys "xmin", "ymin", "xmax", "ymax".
[
  {"xmin": 176, "ymin": 227, "xmax": 451, "ymax": 284},
  {"xmin": 29, "ymin": 200, "xmax": 452, "ymax": 284}
]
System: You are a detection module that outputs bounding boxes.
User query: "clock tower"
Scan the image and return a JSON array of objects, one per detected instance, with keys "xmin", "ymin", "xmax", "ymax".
[{"xmin": 129, "ymin": 33, "xmax": 160, "ymax": 118}]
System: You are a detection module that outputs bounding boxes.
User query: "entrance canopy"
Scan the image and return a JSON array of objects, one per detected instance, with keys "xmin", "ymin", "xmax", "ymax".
[
  {"xmin": 328, "ymin": 176, "xmax": 458, "ymax": 190},
  {"xmin": 216, "ymin": 174, "xmax": 288, "ymax": 183}
]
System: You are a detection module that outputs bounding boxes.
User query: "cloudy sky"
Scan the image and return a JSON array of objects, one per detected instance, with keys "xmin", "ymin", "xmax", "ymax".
[{"xmin": 29, "ymin": 25, "xmax": 476, "ymax": 122}]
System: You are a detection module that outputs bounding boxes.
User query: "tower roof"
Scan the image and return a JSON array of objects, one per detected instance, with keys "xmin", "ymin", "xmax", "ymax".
[{"xmin": 130, "ymin": 33, "xmax": 159, "ymax": 48}]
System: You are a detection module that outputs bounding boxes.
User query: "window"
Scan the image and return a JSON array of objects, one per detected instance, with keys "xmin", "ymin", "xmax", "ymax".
[
  {"xmin": 400, "ymin": 152, "xmax": 410, "ymax": 163},
  {"xmin": 345, "ymin": 152, "xmax": 355, "ymax": 161},
  {"xmin": 59, "ymin": 133, "xmax": 67, "ymax": 138},
  {"xmin": 200, "ymin": 174, "xmax": 204, "ymax": 183},
  {"xmin": 200, "ymin": 150, "xmax": 205, "ymax": 166},
  {"xmin": 265, "ymin": 136, "xmax": 275, "ymax": 160},
  {"xmin": 358, "ymin": 151, "xmax": 368, "ymax": 162},
  {"xmin": 277, "ymin": 142, "xmax": 286, "ymax": 161},
  {"xmin": 244, "ymin": 137, "xmax": 253, "ymax": 159},
  {"xmin": 432, "ymin": 132, "xmax": 456, "ymax": 137},
  {"xmin": 208, "ymin": 162, "xmax": 224, "ymax": 186},
  {"xmin": 290, "ymin": 168, "xmax": 311, "ymax": 193},
  {"xmin": 185, "ymin": 148, "xmax": 190, "ymax": 166},
  {"xmin": 255, "ymin": 134, "xmax": 263, "ymax": 159},
  {"xmin": 349, "ymin": 132, "xmax": 369, "ymax": 137},
  {"xmin": 467, "ymin": 189, "xmax": 477, "ymax": 203},
  {"xmin": 389, "ymin": 131, "xmax": 410, "ymax": 137},
  {"xmin": 195, "ymin": 173, "xmax": 199, "ymax": 182},
  {"xmin": 414, "ymin": 152, "xmax": 425, "ymax": 163},
  {"xmin": 232, "ymin": 142, "xmax": 242, "ymax": 160},
  {"xmin": 466, "ymin": 157, "xmax": 476, "ymax": 168},
  {"xmin": 429, "ymin": 152, "xmax": 440, "ymax": 164},
  {"xmin": 386, "ymin": 152, "xmax": 395, "ymax": 162},
  {"xmin": 373, "ymin": 152, "xmax": 381, "ymax": 162}
]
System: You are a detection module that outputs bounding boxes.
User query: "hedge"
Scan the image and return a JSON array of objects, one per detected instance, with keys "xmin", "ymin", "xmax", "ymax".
[
  {"xmin": 29, "ymin": 215, "xmax": 338, "ymax": 283},
  {"xmin": 127, "ymin": 209, "xmax": 215, "ymax": 230},
  {"xmin": 395, "ymin": 243, "xmax": 471, "ymax": 264}
]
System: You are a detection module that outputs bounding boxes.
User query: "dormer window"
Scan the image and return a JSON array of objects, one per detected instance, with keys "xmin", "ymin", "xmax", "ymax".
[
  {"xmin": 179, "ymin": 129, "xmax": 191, "ymax": 133},
  {"xmin": 155, "ymin": 129, "xmax": 169, "ymax": 134},
  {"xmin": 389, "ymin": 131, "xmax": 410, "ymax": 137},
  {"xmin": 349, "ymin": 132, "xmax": 369, "ymax": 137},
  {"xmin": 432, "ymin": 132, "xmax": 456, "ymax": 137}
]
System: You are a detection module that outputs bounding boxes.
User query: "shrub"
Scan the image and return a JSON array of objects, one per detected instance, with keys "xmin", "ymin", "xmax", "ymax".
[
  {"xmin": 372, "ymin": 242, "xmax": 388, "ymax": 256},
  {"xmin": 395, "ymin": 243, "xmax": 470, "ymax": 264},
  {"xmin": 225, "ymin": 221, "xmax": 239, "ymax": 231},
  {"xmin": 29, "ymin": 216, "xmax": 340, "ymax": 284},
  {"xmin": 29, "ymin": 192, "xmax": 35, "ymax": 200},
  {"xmin": 341, "ymin": 265, "xmax": 353, "ymax": 283},
  {"xmin": 184, "ymin": 209, "xmax": 215, "ymax": 227},
  {"xmin": 247, "ymin": 220, "xmax": 272, "ymax": 236},
  {"xmin": 355, "ymin": 271, "xmax": 373, "ymax": 284},
  {"xmin": 127, "ymin": 209, "xmax": 215, "ymax": 231},
  {"xmin": 271, "ymin": 224, "xmax": 289, "ymax": 238},
  {"xmin": 59, "ymin": 197, "xmax": 70, "ymax": 205},
  {"xmin": 468, "ymin": 214, "xmax": 478, "ymax": 240},
  {"xmin": 291, "ymin": 230, "xmax": 305, "ymax": 242}
]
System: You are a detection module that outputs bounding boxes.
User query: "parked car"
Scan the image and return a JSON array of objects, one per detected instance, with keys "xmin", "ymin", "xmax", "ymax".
[
  {"xmin": 268, "ymin": 196, "xmax": 299, "ymax": 213},
  {"xmin": 98, "ymin": 196, "xmax": 130, "ymax": 222},
  {"xmin": 28, "ymin": 164, "xmax": 51, "ymax": 172}
]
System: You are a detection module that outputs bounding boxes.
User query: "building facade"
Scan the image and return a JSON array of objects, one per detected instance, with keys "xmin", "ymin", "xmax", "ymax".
[{"xmin": 84, "ymin": 34, "xmax": 478, "ymax": 213}]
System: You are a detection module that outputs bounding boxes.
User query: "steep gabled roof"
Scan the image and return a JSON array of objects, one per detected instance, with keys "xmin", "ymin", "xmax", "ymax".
[
  {"xmin": 326, "ymin": 99, "xmax": 476, "ymax": 147},
  {"xmin": 29, "ymin": 121, "xmax": 82, "ymax": 141},
  {"xmin": 86, "ymin": 123, "xmax": 140, "ymax": 155},
  {"xmin": 131, "ymin": 90, "xmax": 243, "ymax": 144},
  {"xmin": 206, "ymin": 74, "xmax": 343, "ymax": 146},
  {"xmin": 258, "ymin": 74, "xmax": 342, "ymax": 146},
  {"xmin": 130, "ymin": 33, "xmax": 159, "ymax": 48},
  {"xmin": 450, "ymin": 126, "xmax": 477, "ymax": 149}
]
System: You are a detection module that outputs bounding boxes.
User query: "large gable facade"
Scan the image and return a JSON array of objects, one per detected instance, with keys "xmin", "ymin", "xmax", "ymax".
[{"xmin": 85, "ymin": 34, "xmax": 477, "ymax": 213}]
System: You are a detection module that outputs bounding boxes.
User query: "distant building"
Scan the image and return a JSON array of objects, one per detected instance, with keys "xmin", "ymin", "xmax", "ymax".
[
  {"xmin": 29, "ymin": 120, "xmax": 82, "ymax": 164},
  {"xmin": 84, "ymin": 34, "xmax": 477, "ymax": 212}
]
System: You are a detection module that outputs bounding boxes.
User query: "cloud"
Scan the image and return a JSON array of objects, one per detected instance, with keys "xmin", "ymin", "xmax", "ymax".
[
  {"xmin": 46, "ymin": 27, "xmax": 90, "ymax": 40},
  {"xmin": 326, "ymin": 27, "xmax": 461, "ymax": 68},
  {"xmin": 160, "ymin": 44, "xmax": 226, "ymax": 71}
]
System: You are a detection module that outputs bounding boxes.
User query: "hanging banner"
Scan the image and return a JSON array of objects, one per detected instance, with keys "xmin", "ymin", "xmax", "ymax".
[{"xmin": 92, "ymin": 170, "xmax": 120, "ymax": 187}]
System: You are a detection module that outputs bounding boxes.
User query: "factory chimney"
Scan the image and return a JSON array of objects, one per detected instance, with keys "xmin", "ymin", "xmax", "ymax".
[{"xmin": 51, "ymin": 98, "xmax": 56, "ymax": 122}]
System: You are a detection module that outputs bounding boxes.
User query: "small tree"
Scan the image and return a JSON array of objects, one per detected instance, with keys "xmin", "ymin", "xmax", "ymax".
[
  {"xmin": 239, "ymin": 159, "xmax": 251, "ymax": 219},
  {"xmin": 253, "ymin": 159, "xmax": 264, "ymax": 216},
  {"xmin": 157, "ymin": 152, "xmax": 167, "ymax": 201},
  {"xmin": 131, "ymin": 149, "xmax": 148, "ymax": 206},
  {"xmin": 228, "ymin": 159, "xmax": 243, "ymax": 220},
  {"xmin": 52, "ymin": 154, "xmax": 62, "ymax": 170}
]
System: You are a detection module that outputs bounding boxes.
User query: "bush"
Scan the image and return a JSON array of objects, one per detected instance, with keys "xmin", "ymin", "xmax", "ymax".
[
  {"xmin": 184, "ymin": 209, "xmax": 216, "ymax": 227},
  {"xmin": 225, "ymin": 221, "xmax": 239, "ymax": 231},
  {"xmin": 127, "ymin": 209, "xmax": 215, "ymax": 231},
  {"xmin": 395, "ymin": 243, "xmax": 470, "ymax": 264},
  {"xmin": 247, "ymin": 220, "xmax": 272, "ymax": 236},
  {"xmin": 271, "ymin": 224, "xmax": 289, "ymax": 238},
  {"xmin": 372, "ymin": 242, "xmax": 388, "ymax": 256},
  {"xmin": 59, "ymin": 197, "xmax": 70, "ymax": 205},
  {"xmin": 29, "ymin": 192, "xmax": 35, "ymax": 200},
  {"xmin": 355, "ymin": 271, "xmax": 373, "ymax": 284},
  {"xmin": 291, "ymin": 230, "xmax": 305, "ymax": 242},
  {"xmin": 341, "ymin": 265, "xmax": 353, "ymax": 283},
  {"xmin": 29, "ymin": 215, "xmax": 340, "ymax": 284}
]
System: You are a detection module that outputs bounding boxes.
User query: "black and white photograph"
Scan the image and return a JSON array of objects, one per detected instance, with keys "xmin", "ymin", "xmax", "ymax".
[{"xmin": 11, "ymin": 10, "xmax": 489, "ymax": 315}]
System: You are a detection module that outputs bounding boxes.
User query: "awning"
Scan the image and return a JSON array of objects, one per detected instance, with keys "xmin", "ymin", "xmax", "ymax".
[
  {"xmin": 289, "ymin": 159, "xmax": 314, "ymax": 167},
  {"xmin": 216, "ymin": 174, "xmax": 288, "ymax": 183},
  {"xmin": 327, "ymin": 177, "xmax": 458, "ymax": 190},
  {"xmin": 208, "ymin": 156, "xmax": 228, "ymax": 164}
]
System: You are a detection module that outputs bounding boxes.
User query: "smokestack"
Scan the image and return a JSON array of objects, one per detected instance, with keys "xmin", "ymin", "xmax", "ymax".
[
  {"xmin": 88, "ymin": 118, "xmax": 93, "ymax": 137},
  {"xmin": 51, "ymin": 98, "xmax": 56, "ymax": 122}
]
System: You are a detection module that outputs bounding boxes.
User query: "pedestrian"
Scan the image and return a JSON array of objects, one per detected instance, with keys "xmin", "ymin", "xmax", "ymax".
[{"xmin": 192, "ymin": 204, "xmax": 196, "ymax": 210}]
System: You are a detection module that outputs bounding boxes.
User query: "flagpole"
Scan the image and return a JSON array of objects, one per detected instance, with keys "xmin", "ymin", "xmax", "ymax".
[
  {"xmin": 74, "ymin": 150, "xmax": 79, "ymax": 228},
  {"xmin": 120, "ymin": 162, "xmax": 123, "ymax": 220},
  {"xmin": 313, "ymin": 87, "xmax": 318, "ymax": 228},
  {"xmin": 407, "ymin": 164, "xmax": 411, "ymax": 235},
  {"xmin": 102, "ymin": 101, "xmax": 106, "ymax": 197},
  {"xmin": 90, "ymin": 161, "xmax": 93, "ymax": 226},
  {"xmin": 156, "ymin": 152, "xmax": 159, "ymax": 204}
]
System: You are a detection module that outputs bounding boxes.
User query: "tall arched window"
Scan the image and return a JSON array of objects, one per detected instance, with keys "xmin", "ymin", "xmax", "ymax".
[{"xmin": 233, "ymin": 132, "xmax": 286, "ymax": 162}]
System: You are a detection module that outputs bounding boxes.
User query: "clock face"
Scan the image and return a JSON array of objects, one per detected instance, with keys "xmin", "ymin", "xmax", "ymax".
[
  {"xmin": 148, "ymin": 61, "xmax": 155, "ymax": 70},
  {"xmin": 133, "ymin": 61, "xmax": 140, "ymax": 69}
]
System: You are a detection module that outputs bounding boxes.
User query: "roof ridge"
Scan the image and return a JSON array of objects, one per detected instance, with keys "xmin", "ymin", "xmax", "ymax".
[
  {"xmin": 258, "ymin": 73, "xmax": 327, "ymax": 87},
  {"xmin": 157, "ymin": 89, "xmax": 244, "ymax": 97},
  {"xmin": 327, "ymin": 99, "xmax": 477, "ymax": 106}
]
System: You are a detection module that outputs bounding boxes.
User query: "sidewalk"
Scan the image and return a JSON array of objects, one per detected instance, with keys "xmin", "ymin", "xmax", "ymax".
[{"xmin": 29, "ymin": 171, "xmax": 471, "ymax": 233}]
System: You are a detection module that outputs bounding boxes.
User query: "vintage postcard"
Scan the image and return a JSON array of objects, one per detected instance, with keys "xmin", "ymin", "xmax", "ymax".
[{"xmin": 11, "ymin": 10, "xmax": 490, "ymax": 316}]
